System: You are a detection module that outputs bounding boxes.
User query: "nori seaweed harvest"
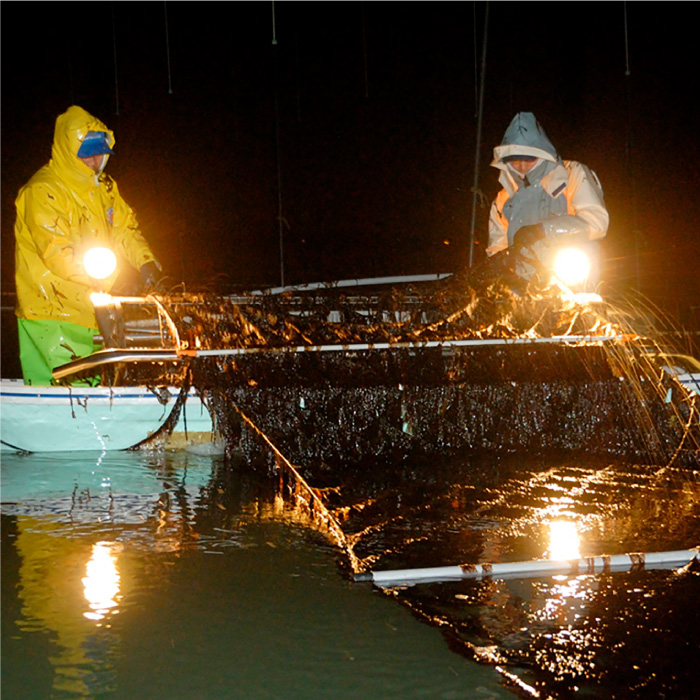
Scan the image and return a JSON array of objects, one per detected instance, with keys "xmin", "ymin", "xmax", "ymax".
[{"xmin": 89, "ymin": 268, "xmax": 699, "ymax": 699}]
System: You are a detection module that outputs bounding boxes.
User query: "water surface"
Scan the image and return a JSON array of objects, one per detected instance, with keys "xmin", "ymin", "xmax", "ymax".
[{"xmin": 1, "ymin": 450, "xmax": 506, "ymax": 699}]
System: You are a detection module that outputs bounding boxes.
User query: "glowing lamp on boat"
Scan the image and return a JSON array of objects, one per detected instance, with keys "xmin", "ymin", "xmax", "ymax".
[
  {"xmin": 552, "ymin": 247, "xmax": 591, "ymax": 287},
  {"xmin": 84, "ymin": 246, "xmax": 117, "ymax": 281}
]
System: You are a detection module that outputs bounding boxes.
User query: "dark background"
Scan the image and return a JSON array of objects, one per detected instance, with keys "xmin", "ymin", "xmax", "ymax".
[{"xmin": 2, "ymin": 2, "xmax": 699, "ymax": 318}]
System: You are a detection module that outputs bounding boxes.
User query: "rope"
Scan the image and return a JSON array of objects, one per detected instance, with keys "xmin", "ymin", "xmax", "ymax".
[
  {"xmin": 468, "ymin": 1, "xmax": 489, "ymax": 268},
  {"xmin": 361, "ymin": 2, "xmax": 369, "ymax": 99},
  {"xmin": 271, "ymin": 0, "xmax": 277, "ymax": 45},
  {"xmin": 472, "ymin": 3, "xmax": 479, "ymax": 116},
  {"xmin": 164, "ymin": 1, "xmax": 174, "ymax": 94},
  {"xmin": 623, "ymin": 2, "xmax": 642, "ymax": 292},
  {"xmin": 273, "ymin": 45, "xmax": 284, "ymax": 287},
  {"xmin": 111, "ymin": 3, "xmax": 120, "ymax": 115},
  {"xmin": 66, "ymin": 39, "xmax": 75, "ymax": 104},
  {"xmin": 130, "ymin": 366, "xmax": 193, "ymax": 448},
  {"xmin": 623, "ymin": 1, "xmax": 631, "ymax": 76},
  {"xmin": 270, "ymin": 1, "xmax": 284, "ymax": 286},
  {"xmin": 234, "ymin": 403, "xmax": 362, "ymax": 573}
]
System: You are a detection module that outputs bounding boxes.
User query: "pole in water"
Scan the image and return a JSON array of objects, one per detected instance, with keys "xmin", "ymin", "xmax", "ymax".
[{"xmin": 354, "ymin": 549, "xmax": 699, "ymax": 586}]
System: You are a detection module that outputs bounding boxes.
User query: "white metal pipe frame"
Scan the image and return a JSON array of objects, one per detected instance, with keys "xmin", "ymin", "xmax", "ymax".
[
  {"xmin": 53, "ymin": 334, "xmax": 624, "ymax": 380},
  {"xmin": 353, "ymin": 549, "xmax": 699, "ymax": 587}
]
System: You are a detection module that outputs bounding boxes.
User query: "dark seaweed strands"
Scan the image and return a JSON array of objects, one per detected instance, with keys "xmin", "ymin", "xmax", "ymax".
[
  {"xmin": 124, "ymin": 272, "xmax": 690, "ymax": 457},
  {"xmin": 147, "ymin": 279, "xmax": 699, "ymax": 699},
  {"xmin": 110, "ymin": 272, "xmax": 698, "ymax": 470},
  {"xmin": 196, "ymin": 356, "xmax": 694, "ymax": 473},
  {"xmin": 113, "ymin": 275, "xmax": 700, "ymax": 700},
  {"xmin": 172, "ymin": 277, "xmax": 609, "ymax": 352},
  {"xmin": 107, "ymin": 274, "xmax": 584, "ymax": 382},
  {"xmin": 198, "ymin": 357, "xmax": 696, "ymax": 468}
]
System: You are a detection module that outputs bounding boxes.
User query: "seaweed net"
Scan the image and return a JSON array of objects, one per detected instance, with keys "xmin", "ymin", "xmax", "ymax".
[
  {"xmin": 115, "ymin": 269, "xmax": 695, "ymax": 468},
  {"xmin": 101, "ymin": 267, "xmax": 700, "ymax": 473},
  {"xmin": 107, "ymin": 268, "xmax": 700, "ymax": 698}
]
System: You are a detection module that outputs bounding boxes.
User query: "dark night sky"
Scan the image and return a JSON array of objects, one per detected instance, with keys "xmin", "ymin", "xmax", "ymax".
[{"xmin": 2, "ymin": 2, "xmax": 699, "ymax": 319}]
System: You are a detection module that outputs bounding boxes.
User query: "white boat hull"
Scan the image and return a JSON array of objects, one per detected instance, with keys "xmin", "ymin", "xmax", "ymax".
[{"xmin": 0, "ymin": 379, "xmax": 214, "ymax": 453}]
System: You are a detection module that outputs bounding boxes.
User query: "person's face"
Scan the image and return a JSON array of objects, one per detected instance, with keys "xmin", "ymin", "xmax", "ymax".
[
  {"xmin": 80, "ymin": 154, "xmax": 106, "ymax": 173},
  {"xmin": 507, "ymin": 159, "xmax": 538, "ymax": 175}
]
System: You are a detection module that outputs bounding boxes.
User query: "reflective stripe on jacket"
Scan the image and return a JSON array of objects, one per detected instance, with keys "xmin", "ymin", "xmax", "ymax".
[{"xmin": 487, "ymin": 160, "xmax": 609, "ymax": 256}]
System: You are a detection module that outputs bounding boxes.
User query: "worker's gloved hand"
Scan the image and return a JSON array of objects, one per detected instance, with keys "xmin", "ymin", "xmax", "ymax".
[
  {"xmin": 139, "ymin": 261, "xmax": 161, "ymax": 293},
  {"xmin": 512, "ymin": 224, "xmax": 546, "ymax": 253}
]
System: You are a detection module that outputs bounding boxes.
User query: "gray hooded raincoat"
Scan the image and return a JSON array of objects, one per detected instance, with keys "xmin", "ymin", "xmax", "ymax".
[{"xmin": 487, "ymin": 112, "xmax": 609, "ymax": 260}]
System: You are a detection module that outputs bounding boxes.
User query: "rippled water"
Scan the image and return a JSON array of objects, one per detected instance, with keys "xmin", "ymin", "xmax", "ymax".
[
  {"xmin": 3, "ymin": 447, "xmax": 699, "ymax": 699},
  {"xmin": 1, "ymin": 451, "xmax": 507, "ymax": 700},
  {"xmin": 334, "ymin": 452, "xmax": 700, "ymax": 698}
]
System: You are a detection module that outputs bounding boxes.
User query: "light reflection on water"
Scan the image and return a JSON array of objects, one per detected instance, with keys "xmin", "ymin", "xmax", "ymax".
[
  {"xmin": 82, "ymin": 542, "xmax": 121, "ymax": 622},
  {"xmin": 2, "ymin": 447, "xmax": 699, "ymax": 699},
  {"xmin": 1, "ymin": 450, "xmax": 507, "ymax": 700},
  {"xmin": 546, "ymin": 521, "xmax": 580, "ymax": 561},
  {"xmin": 294, "ymin": 447, "xmax": 697, "ymax": 696}
]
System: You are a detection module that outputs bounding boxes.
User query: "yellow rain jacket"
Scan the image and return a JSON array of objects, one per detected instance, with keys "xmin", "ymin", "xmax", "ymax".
[{"xmin": 14, "ymin": 105, "xmax": 157, "ymax": 329}]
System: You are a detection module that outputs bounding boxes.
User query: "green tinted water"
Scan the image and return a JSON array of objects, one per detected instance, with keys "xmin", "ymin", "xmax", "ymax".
[
  {"xmin": 1, "ymin": 451, "xmax": 506, "ymax": 700},
  {"xmin": 3, "ymin": 449, "xmax": 699, "ymax": 699}
]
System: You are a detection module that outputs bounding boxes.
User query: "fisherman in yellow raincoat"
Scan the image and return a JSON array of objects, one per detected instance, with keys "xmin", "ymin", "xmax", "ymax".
[{"xmin": 14, "ymin": 105, "xmax": 161, "ymax": 385}]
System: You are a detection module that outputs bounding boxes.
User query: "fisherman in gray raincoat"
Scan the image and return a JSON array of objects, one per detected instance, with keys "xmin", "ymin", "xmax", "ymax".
[{"xmin": 487, "ymin": 112, "xmax": 609, "ymax": 287}]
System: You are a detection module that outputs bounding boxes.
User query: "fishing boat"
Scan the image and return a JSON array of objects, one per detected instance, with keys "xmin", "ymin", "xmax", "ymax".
[
  {"xmin": 0, "ymin": 273, "xmax": 496, "ymax": 454},
  {"xmin": 0, "ymin": 379, "xmax": 214, "ymax": 453},
  {"xmin": 1, "ymin": 276, "xmax": 216, "ymax": 453}
]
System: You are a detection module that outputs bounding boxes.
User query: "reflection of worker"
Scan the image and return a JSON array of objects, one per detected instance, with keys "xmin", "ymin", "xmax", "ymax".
[
  {"xmin": 487, "ymin": 112, "xmax": 609, "ymax": 284},
  {"xmin": 14, "ymin": 105, "xmax": 160, "ymax": 385}
]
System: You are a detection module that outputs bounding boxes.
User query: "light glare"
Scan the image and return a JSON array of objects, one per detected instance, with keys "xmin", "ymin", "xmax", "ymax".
[
  {"xmin": 83, "ymin": 542, "xmax": 120, "ymax": 621},
  {"xmin": 84, "ymin": 247, "xmax": 117, "ymax": 280},
  {"xmin": 548, "ymin": 521, "xmax": 581, "ymax": 561},
  {"xmin": 90, "ymin": 292, "xmax": 113, "ymax": 308},
  {"xmin": 553, "ymin": 248, "xmax": 591, "ymax": 286}
]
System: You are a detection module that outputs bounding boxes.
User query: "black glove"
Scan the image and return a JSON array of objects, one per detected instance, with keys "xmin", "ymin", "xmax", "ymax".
[
  {"xmin": 139, "ymin": 261, "xmax": 161, "ymax": 292},
  {"xmin": 512, "ymin": 224, "xmax": 546, "ymax": 253}
]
